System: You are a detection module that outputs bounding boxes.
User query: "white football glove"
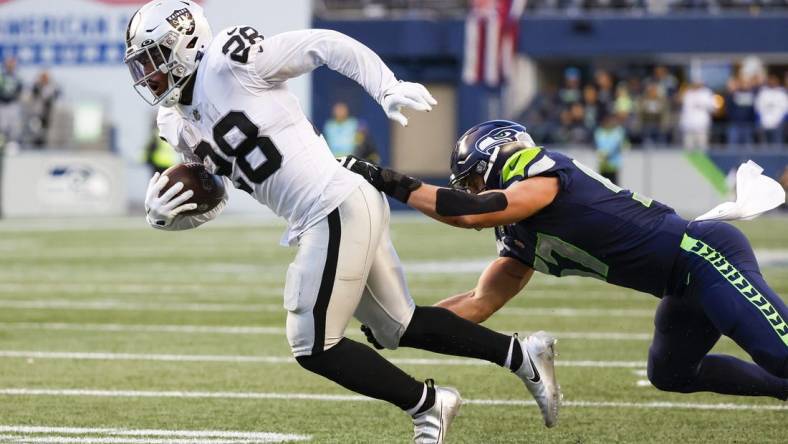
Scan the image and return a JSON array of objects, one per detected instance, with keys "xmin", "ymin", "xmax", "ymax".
[
  {"xmin": 144, "ymin": 172, "xmax": 198, "ymax": 229},
  {"xmin": 381, "ymin": 81, "xmax": 437, "ymax": 127}
]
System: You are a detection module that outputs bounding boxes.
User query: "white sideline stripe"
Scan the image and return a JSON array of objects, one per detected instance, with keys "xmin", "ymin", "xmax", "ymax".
[
  {"xmin": 0, "ymin": 426, "xmax": 303, "ymax": 439},
  {"xmin": 0, "ymin": 299, "xmax": 654, "ymax": 317},
  {"xmin": 1, "ymin": 389, "xmax": 784, "ymax": 412},
  {"xmin": 0, "ymin": 350, "xmax": 646, "ymax": 368},
  {"xmin": 0, "ymin": 323, "xmax": 654, "ymax": 340}
]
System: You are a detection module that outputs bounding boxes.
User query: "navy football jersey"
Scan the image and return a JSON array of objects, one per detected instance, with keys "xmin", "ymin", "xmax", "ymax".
[{"xmin": 494, "ymin": 147, "xmax": 688, "ymax": 297}]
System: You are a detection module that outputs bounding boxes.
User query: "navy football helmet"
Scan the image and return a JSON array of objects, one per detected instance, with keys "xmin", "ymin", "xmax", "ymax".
[{"xmin": 449, "ymin": 120, "xmax": 536, "ymax": 191}]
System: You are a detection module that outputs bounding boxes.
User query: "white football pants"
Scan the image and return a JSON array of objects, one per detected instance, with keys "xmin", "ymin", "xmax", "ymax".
[{"xmin": 285, "ymin": 181, "xmax": 415, "ymax": 357}]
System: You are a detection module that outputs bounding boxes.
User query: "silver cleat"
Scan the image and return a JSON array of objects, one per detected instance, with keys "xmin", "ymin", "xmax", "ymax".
[
  {"xmin": 514, "ymin": 331, "xmax": 561, "ymax": 428},
  {"xmin": 412, "ymin": 380, "xmax": 462, "ymax": 444}
]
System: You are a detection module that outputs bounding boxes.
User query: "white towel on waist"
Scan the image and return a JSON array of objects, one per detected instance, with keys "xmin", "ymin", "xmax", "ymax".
[{"xmin": 695, "ymin": 160, "xmax": 786, "ymax": 222}]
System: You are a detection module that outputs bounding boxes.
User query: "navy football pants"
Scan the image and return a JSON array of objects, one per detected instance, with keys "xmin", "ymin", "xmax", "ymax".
[{"xmin": 647, "ymin": 221, "xmax": 788, "ymax": 399}]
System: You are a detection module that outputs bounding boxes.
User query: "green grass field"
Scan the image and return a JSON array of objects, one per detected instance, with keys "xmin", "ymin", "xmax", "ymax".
[{"xmin": 0, "ymin": 215, "xmax": 786, "ymax": 443}]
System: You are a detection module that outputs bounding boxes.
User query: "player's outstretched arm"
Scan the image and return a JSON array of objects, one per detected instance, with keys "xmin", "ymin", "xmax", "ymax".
[
  {"xmin": 252, "ymin": 29, "xmax": 435, "ymax": 126},
  {"xmin": 338, "ymin": 155, "xmax": 558, "ymax": 229},
  {"xmin": 436, "ymin": 257, "xmax": 534, "ymax": 323},
  {"xmin": 407, "ymin": 179, "xmax": 559, "ymax": 229}
]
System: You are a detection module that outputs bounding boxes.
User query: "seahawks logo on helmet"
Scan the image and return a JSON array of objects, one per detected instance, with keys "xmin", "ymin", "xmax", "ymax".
[
  {"xmin": 166, "ymin": 8, "xmax": 196, "ymax": 35},
  {"xmin": 474, "ymin": 125, "xmax": 523, "ymax": 155}
]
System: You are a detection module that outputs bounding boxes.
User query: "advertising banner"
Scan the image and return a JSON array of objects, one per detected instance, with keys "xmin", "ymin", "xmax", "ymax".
[{"xmin": 2, "ymin": 152, "xmax": 127, "ymax": 217}]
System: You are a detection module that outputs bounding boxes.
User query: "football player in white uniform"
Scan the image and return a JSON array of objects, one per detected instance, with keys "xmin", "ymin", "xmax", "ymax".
[{"xmin": 125, "ymin": 1, "xmax": 561, "ymax": 441}]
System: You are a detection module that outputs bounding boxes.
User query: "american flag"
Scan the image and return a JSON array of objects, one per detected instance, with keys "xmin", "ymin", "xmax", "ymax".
[{"xmin": 462, "ymin": 0, "xmax": 526, "ymax": 87}]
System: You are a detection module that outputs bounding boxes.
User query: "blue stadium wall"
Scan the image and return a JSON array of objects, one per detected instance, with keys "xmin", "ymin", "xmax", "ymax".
[{"xmin": 311, "ymin": 14, "xmax": 788, "ymax": 180}]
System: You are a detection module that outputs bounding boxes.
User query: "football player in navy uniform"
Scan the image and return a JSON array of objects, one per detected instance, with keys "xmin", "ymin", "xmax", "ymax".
[{"xmin": 342, "ymin": 119, "xmax": 788, "ymax": 401}]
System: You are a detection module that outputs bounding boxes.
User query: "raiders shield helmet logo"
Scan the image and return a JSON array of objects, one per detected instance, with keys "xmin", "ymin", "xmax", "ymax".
[{"xmin": 166, "ymin": 8, "xmax": 196, "ymax": 35}]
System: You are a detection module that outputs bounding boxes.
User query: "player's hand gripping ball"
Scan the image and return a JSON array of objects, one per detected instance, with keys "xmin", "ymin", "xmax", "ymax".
[{"xmin": 159, "ymin": 163, "xmax": 225, "ymax": 216}]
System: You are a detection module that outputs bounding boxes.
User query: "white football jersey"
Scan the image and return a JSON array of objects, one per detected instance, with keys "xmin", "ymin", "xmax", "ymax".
[{"xmin": 157, "ymin": 28, "xmax": 399, "ymax": 241}]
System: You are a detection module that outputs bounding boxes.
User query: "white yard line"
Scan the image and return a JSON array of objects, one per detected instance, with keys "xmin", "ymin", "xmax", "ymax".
[
  {"xmin": 0, "ymin": 299, "xmax": 654, "ymax": 317},
  {"xmin": 0, "ymin": 283, "xmax": 640, "ymax": 302},
  {"xmin": 402, "ymin": 250, "xmax": 788, "ymax": 273},
  {"xmin": 0, "ymin": 323, "xmax": 655, "ymax": 340},
  {"xmin": 0, "ymin": 283, "xmax": 284, "ymax": 296},
  {"xmin": 0, "ymin": 300, "xmax": 280, "ymax": 313},
  {"xmin": 0, "ymin": 389, "xmax": 783, "ymax": 412},
  {"xmin": 500, "ymin": 307, "xmax": 654, "ymax": 317},
  {"xmin": 0, "ymin": 427, "xmax": 303, "ymax": 439},
  {"xmin": 0, "ymin": 437, "xmax": 289, "ymax": 444},
  {"xmin": 0, "ymin": 350, "xmax": 645, "ymax": 368},
  {"xmin": 0, "ymin": 426, "xmax": 309, "ymax": 444},
  {"xmin": 0, "ymin": 323, "xmax": 289, "ymax": 336}
]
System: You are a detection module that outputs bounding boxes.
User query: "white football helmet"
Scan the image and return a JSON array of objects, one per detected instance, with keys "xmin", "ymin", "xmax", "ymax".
[{"xmin": 124, "ymin": 0, "xmax": 212, "ymax": 107}]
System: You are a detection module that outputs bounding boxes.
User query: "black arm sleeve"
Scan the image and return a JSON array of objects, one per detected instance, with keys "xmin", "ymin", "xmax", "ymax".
[{"xmin": 435, "ymin": 189, "xmax": 508, "ymax": 217}]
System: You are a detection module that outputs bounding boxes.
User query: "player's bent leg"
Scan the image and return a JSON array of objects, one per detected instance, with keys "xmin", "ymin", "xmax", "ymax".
[
  {"xmin": 722, "ymin": 271, "xmax": 788, "ymax": 378},
  {"xmin": 647, "ymin": 295, "xmax": 721, "ymax": 393},
  {"xmin": 356, "ymin": 218, "xmax": 560, "ymax": 427},
  {"xmin": 648, "ymin": 290, "xmax": 788, "ymax": 400},
  {"xmin": 679, "ymin": 222, "xmax": 788, "ymax": 397},
  {"xmin": 286, "ymin": 187, "xmax": 461, "ymax": 443}
]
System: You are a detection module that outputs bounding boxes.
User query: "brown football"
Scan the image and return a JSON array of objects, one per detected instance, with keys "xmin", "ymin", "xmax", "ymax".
[{"xmin": 160, "ymin": 163, "xmax": 225, "ymax": 216}]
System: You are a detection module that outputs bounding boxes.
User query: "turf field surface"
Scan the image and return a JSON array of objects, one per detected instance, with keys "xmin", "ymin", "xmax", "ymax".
[{"xmin": 0, "ymin": 215, "xmax": 786, "ymax": 443}]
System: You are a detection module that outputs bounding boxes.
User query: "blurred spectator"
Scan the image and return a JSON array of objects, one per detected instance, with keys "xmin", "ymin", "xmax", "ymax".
[
  {"xmin": 28, "ymin": 71, "xmax": 61, "ymax": 148},
  {"xmin": 650, "ymin": 65, "xmax": 679, "ymax": 98},
  {"xmin": 519, "ymin": 83, "xmax": 560, "ymax": 143},
  {"xmin": 594, "ymin": 112, "xmax": 626, "ymax": 185},
  {"xmin": 554, "ymin": 102, "xmax": 590, "ymax": 144},
  {"xmin": 353, "ymin": 123, "xmax": 380, "ymax": 163},
  {"xmin": 616, "ymin": 82, "xmax": 641, "ymax": 142},
  {"xmin": 594, "ymin": 69, "xmax": 615, "ymax": 111},
  {"xmin": 0, "ymin": 57, "xmax": 23, "ymax": 150},
  {"xmin": 638, "ymin": 82, "xmax": 671, "ymax": 145},
  {"xmin": 323, "ymin": 102, "xmax": 359, "ymax": 156},
  {"xmin": 679, "ymin": 80, "xmax": 717, "ymax": 151},
  {"xmin": 724, "ymin": 76, "xmax": 757, "ymax": 146},
  {"xmin": 754, "ymin": 73, "xmax": 787, "ymax": 146},
  {"xmin": 614, "ymin": 83, "xmax": 635, "ymax": 120},
  {"xmin": 582, "ymin": 84, "xmax": 601, "ymax": 131},
  {"xmin": 558, "ymin": 67, "xmax": 582, "ymax": 107}
]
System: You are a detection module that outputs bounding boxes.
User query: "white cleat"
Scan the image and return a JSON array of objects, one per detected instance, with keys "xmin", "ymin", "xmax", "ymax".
[
  {"xmin": 411, "ymin": 381, "xmax": 462, "ymax": 444},
  {"xmin": 514, "ymin": 331, "xmax": 561, "ymax": 428}
]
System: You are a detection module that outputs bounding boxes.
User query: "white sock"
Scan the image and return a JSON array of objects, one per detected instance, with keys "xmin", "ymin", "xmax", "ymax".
[{"xmin": 406, "ymin": 383, "xmax": 429, "ymax": 417}]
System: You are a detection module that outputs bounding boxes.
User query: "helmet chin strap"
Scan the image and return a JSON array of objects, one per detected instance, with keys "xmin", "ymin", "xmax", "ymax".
[{"xmin": 483, "ymin": 146, "xmax": 501, "ymax": 185}]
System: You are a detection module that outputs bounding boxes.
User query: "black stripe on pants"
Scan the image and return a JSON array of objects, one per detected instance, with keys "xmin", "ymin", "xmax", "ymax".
[{"xmin": 311, "ymin": 208, "xmax": 341, "ymax": 356}]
